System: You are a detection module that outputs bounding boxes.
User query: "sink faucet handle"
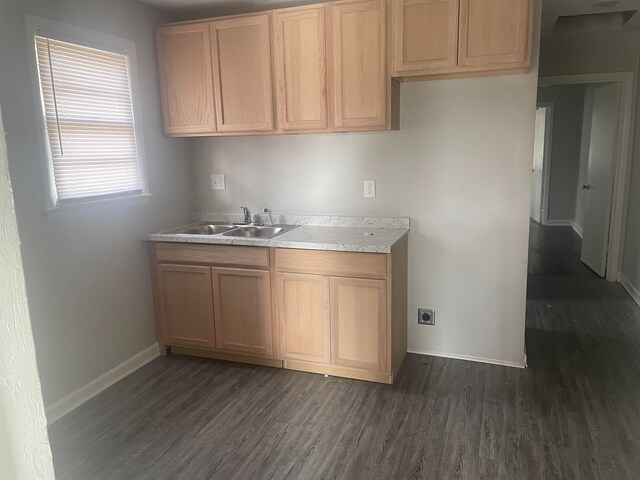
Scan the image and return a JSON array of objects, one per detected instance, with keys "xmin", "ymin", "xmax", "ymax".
[
  {"xmin": 263, "ymin": 208, "xmax": 273, "ymax": 226},
  {"xmin": 240, "ymin": 206, "xmax": 251, "ymax": 224}
]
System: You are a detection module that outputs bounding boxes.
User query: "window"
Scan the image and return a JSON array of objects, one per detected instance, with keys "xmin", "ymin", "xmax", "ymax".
[{"xmin": 34, "ymin": 35, "xmax": 144, "ymax": 204}]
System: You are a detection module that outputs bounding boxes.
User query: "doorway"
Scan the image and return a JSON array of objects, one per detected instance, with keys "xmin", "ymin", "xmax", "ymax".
[
  {"xmin": 530, "ymin": 103, "xmax": 553, "ymax": 224},
  {"xmin": 532, "ymin": 73, "xmax": 635, "ymax": 281},
  {"xmin": 581, "ymin": 83, "xmax": 620, "ymax": 276}
]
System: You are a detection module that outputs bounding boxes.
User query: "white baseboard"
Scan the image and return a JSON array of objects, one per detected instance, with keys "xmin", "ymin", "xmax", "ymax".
[
  {"xmin": 407, "ymin": 349, "xmax": 526, "ymax": 369},
  {"xmin": 571, "ymin": 221, "xmax": 583, "ymax": 238},
  {"xmin": 46, "ymin": 343, "xmax": 160, "ymax": 425},
  {"xmin": 545, "ymin": 219, "xmax": 573, "ymax": 227},
  {"xmin": 620, "ymin": 274, "xmax": 640, "ymax": 307}
]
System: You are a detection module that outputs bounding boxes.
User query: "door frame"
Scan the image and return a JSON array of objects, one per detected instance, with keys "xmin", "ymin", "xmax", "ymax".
[
  {"xmin": 534, "ymin": 102, "xmax": 554, "ymax": 225},
  {"xmin": 538, "ymin": 72, "xmax": 636, "ymax": 281}
]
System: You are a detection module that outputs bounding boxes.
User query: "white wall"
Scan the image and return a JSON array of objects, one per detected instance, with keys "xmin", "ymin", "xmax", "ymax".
[
  {"xmin": 191, "ymin": 6, "xmax": 541, "ymax": 366},
  {"xmin": 537, "ymin": 84, "xmax": 586, "ymax": 223},
  {"xmin": 0, "ymin": 102, "xmax": 55, "ymax": 478},
  {"xmin": 540, "ymin": 30, "xmax": 640, "ymax": 294},
  {"xmin": 0, "ymin": 0, "xmax": 192, "ymax": 409}
]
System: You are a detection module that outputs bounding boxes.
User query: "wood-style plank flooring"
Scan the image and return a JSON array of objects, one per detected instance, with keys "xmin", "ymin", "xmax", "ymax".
[{"xmin": 49, "ymin": 222, "xmax": 640, "ymax": 479}]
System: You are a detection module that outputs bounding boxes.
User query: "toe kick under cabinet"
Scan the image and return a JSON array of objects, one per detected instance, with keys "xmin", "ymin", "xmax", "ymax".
[{"xmin": 148, "ymin": 238, "xmax": 408, "ymax": 384}]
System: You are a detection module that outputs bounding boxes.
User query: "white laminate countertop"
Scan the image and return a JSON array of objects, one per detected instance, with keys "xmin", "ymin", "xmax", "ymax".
[{"xmin": 146, "ymin": 214, "xmax": 410, "ymax": 254}]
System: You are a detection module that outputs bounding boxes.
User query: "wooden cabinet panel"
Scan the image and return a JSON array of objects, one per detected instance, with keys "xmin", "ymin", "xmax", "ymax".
[
  {"xmin": 212, "ymin": 268, "xmax": 273, "ymax": 356},
  {"xmin": 276, "ymin": 248, "xmax": 387, "ymax": 279},
  {"xmin": 273, "ymin": 6, "xmax": 328, "ymax": 132},
  {"xmin": 393, "ymin": 0, "xmax": 459, "ymax": 74},
  {"xmin": 277, "ymin": 273, "xmax": 331, "ymax": 363},
  {"xmin": 459, "ymin": 0, "xmax": 531, "ymax": 68},
  {"xmin": 210, "ymin": 14, "xmax": 275, "ymax": 132},
  {"xmin": 156, "ymin": 23, "xmax": 216, "ymax": 135},
  {"xmin": 328, "ymin": 0, "xmax": 388, "ymax": 129},
  {"xmin": 331, "ymin": 277, "xmax": 387, "ymax": 372},
  {"xmin": 157, "ymin": 264, "xmax": 215, "ymax": 348},
  {"xmin": 156, "ymin": 243, "xmax": 269, "ymax": 268}
]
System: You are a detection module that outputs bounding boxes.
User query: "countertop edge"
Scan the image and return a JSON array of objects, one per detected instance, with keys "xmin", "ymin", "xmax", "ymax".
[{"xmin": 145, "ymin": 229, "xmax": 409, "ymax": 254}]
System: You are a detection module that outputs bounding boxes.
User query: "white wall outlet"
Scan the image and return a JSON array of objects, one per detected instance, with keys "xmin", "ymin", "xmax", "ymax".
[
  {"xmin": 211, "ymin": 174, "xmax": 226, "ymax": 190},
  {"xmin": 364, "ymin": 180, "xmax": 376, "ymax": 198}
]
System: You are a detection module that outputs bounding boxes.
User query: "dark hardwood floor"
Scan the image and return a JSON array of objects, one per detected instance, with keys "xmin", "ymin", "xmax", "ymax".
[{"xmin": 49, "ymin": 222, "xmax": 640, "ymax": 479}]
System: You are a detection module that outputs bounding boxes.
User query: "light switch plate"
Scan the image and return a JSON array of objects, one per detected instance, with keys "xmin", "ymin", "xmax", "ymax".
[
  {"xmin": 364, "ymin": 180, "xmax": 376, "ymax": 198},
  {"xmin": 211, "ymin": 174, "xmax": 225, "ymax": 190}
]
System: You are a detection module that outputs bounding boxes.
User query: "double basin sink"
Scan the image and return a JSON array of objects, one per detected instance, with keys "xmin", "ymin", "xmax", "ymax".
[{"xmin": 174, "ymin": 222, "xmax": 296, "ymax": 239}]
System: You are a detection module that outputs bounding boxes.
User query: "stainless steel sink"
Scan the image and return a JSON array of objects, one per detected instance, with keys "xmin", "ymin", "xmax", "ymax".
[
  {"xmin": 175, "ymin": 223, "xmax": 236, "ymax": 235},
  {"xmin": 222, "ymin": 225, "xmax": 290, "ymax": 239}
]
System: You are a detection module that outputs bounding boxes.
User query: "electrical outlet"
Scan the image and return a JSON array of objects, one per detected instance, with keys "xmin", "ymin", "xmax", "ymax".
[
  {"xmin": 364, "ymin": 180, "xmax": 376, "ymax": 198},
  {"xmin": 211, "ymin": 174, "xmax": 226, "ymax": 190},
  {"xmin": 418, "ymin": 308, "xmax": 435, "ymax": 326}
]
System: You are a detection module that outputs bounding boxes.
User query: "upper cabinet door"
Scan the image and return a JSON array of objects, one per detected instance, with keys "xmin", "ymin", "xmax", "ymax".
[
  {"xmin": 329, "ymin": 0, "xmax": 388, "ymax": 130},
  {"xmin": 210, "ymin": 14, "xmax": 275, "ymax": 132},
  {"xmin": 393, "ymin": 0, "xmax": 459, "ymax": 75},
  {"xmin": 273, "ymin": 6, "xmax": 329, "ymax": 132},
  {"xmin": 156, "ymin": 23, "xmax": 217, "ymax": 135},
  {"xmin": 458, "ymin": 0, "xmax": 531, "ymax": 68}
]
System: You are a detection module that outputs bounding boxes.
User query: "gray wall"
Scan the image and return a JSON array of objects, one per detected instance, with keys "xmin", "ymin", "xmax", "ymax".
[
  {"xmin": 0, "ymin": 96, "xmax": 55, "ymax": 480},
  {"xmin": 540, "ymin": 30, "xmax": 640, "ymax": 295},
  {"xmin": 191, "ymin": 6, "xmax": 542, "ymax": 365},
  {"xmin": 537, "ymin": 84, "xmax": 586, "ymax": 222},
  {"xmin": 0, "ymin": 0, "xmax": 192, "ymax": 408}
]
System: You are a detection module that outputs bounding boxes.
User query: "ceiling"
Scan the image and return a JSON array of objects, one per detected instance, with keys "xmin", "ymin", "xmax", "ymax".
[
  {"xmin": 136, "ymin": 0, "xmax": 322, "ymax": 18},
  {"xmin": 136, "ymin": 0, "xmax": 640, "ymax": 36},
  {"xmin": 540, "ymin": 0, "xmax": 640, "ymax": 36}
]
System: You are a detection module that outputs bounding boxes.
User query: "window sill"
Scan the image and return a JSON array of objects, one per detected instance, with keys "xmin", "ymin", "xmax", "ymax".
[{"xmin": 45, "ymin": 193, "xmax": 153, "ymax": 220}]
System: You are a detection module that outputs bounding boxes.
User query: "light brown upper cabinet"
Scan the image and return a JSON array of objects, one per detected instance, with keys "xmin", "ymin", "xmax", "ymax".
[
  {"xmin": 458, "ymin": 0, "xmax": 531, "ymax": 68},
  {"xmin": 393, "ymin": 0, "xmax": 459, "ymax": 75},
  {"xmin": 392, "ymin": 0, "xmax": 532, "ymax": 79},
  {"xmin": 328, "ymin": 0, "xmax": 392, "ymax": 130},
  {"xmin": 157, "ymin": 264, "xmax": 216, "ymax": 348},
  {"xmin": 273, "ymin": 6, "xmax": 329, "ymax": 133},
  {"xmin": 212, "ymin": 267, "xmax": 273, "ymax": 357},
  {"xmin": 210, "ymin": 14, "xmax": 275, "ymax": 132},
  {"xmin": 155, "ymin": 23, "xmax": 217, "ymax": 135}
]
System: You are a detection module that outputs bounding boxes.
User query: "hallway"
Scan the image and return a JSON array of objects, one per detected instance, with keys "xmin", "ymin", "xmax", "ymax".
[{"xmin": 525, "ymin": 221, "xmax": 640, "ymax": 477}]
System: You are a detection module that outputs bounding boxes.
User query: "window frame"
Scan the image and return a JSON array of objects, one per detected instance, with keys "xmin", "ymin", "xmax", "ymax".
[{"xmin": 25, "ymin": 15, "xmax": 151, "ymax": 213}]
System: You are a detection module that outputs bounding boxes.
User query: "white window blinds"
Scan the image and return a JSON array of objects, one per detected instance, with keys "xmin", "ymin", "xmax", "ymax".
[{"xmin": 35, "ymin": 35, "xmax": 143, "ymax": 203}]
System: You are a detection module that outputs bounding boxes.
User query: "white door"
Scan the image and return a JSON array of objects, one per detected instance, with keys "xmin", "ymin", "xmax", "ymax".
[
  {"xmin": 581, "ymin": 83, "xmax": 620, "ymax": 276},
  {"xmin": 530, "ymin": 106, "xmax": 547, "ymax": 222}
]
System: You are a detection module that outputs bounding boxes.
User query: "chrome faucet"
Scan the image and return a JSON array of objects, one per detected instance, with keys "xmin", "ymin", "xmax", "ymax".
[
  {"xmin": 240, "ymin": 206, "xmax": 251, "ymax": 225},
  {"xmin": 263, "ymin": 208, "xmax": 273, "ymax": 226}
]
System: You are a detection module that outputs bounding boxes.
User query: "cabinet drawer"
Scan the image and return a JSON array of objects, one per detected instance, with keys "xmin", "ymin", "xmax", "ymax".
[
  {"xmin": 155, "ymin": 242, "xmax": 269, "ymax": 268},
  {"xmin": 276, "ymin": 249, "xmax": 387, "ymax": 278}
]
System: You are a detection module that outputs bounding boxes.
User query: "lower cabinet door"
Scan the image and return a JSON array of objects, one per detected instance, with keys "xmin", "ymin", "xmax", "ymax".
[
  {"xmin": 212, "ymin": 267, "xmax": 273, "ymax": 356},
  {"xmin": 158, "ymin": 264, "xmax": 215, "ymax": 348},
  {"xmin": 331, "ymin": 277, "xmax": 387, "ymax": 372},
  {"xmin": 277, "ymin": 273, "xmax": 331, "ymax": 363}
]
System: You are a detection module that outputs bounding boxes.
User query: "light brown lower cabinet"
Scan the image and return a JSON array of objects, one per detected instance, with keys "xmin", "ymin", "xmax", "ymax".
[
  {"xmin": 277, "ymin": 272, "xmax": 331, "ymax": 364},
  {"xmin": 148, "ymin": 238, "xmax": 408, "ymax": 384},
  {"xmin": 275, "ymin": 242, "xmax": 408, "ymax": 383},
  {"xmin": 212, "ymin": 267, "xmax": 273, "ymax": 356},
  {"xmin": 331, "ymin": 277, "xmax": 386, "ymax": 372},
  {"xmin": 156, "ymin": 264, "xmax": 216, "ymax": 349}
]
